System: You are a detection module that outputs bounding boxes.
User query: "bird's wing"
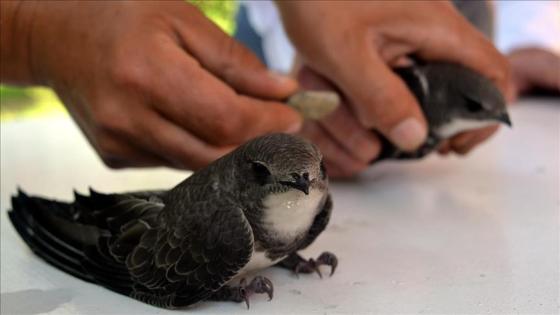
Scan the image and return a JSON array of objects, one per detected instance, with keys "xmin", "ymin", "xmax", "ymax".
[
  {"xmin": 125, "ymin": 194, "xmax": 255, "ymax": 308},
  {"xmin": 10, "ymin": 188, "xmax": 254, "ymax": 309},
  {"xmin": 8, "ymin": 189, "xmax": 165, "ymax": 294},
  {"xmin": 296, "ymin": 193, "xmax": 333, "ymax": 251}
]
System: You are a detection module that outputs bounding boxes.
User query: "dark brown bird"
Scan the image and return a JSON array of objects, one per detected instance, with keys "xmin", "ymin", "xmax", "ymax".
[{"xmin": 8, "ymin": 133, "xmax": 337, "ymax": 309}]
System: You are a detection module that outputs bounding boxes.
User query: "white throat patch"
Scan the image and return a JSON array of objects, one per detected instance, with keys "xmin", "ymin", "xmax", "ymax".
[
  {"xmin": 261, "ymin": 188, "xmax": 325, "ymax": 243},
  {"xmin": 436, "ymin": 118, "xmax": 498, "ymax": 138}
]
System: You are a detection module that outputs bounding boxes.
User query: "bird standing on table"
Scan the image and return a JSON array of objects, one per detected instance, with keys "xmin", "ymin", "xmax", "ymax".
[{"xmin": 8, "ymin": 133, "xmax": 337, "ymax": 309}]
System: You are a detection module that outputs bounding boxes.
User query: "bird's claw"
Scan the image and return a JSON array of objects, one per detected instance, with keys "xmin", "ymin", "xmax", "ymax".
[
  {"xmin": 318, "ymin": 251, "xmax": 338, "ymax": 276},
  {"xmin": 294, "ymin": 251, "xmax": 338, "ymax": 278},
  {"xmin": 239, "ymin": 276, "xmax": 274, "ymax": 309}
]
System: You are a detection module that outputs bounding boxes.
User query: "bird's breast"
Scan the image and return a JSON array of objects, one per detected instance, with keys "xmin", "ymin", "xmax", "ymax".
[
  {"xmin": 261, "ymin": 188, "xmax": 325, "ymax": 243},
  {"xmin": 436, "ymin": 118, "xmax": 498, "ymax": 138},
  {"xmin": 231, "ymin": 249, "xmax": 285, "ymax": 282}
]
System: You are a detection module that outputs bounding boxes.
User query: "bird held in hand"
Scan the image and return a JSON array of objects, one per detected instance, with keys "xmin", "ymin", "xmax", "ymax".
[{"xmin": 377, "ymin": 62, "xmax": 512, "ymax": 160}]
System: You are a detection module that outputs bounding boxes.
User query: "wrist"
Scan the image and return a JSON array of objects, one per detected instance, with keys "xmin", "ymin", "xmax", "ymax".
[{"xmin": 0, "ymin": 1, "xmax": 39, "ymax": 84}]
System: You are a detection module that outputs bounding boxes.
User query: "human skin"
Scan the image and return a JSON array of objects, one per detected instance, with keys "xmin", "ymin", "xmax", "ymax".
[
  {"xmin": 1, "ymin": 1, "xmax": 302, "ymax": 169},
  {"xmin": 508, "ymin": 47, "xmax": 560, "ymax": 98},
  {"xmin": 277, "ymin": 1, "xmax": 511, "ymax": 177}
]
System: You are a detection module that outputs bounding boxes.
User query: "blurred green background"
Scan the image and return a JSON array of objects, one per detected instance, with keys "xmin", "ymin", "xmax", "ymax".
[{"xmin": 0, "ymin": 0, "xmax": 238, "ymax": 121}]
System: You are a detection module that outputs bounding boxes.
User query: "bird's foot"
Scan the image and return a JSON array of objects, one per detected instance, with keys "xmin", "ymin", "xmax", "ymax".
[
  {"xmin": 237, "ymin": 276, "xmax": 274, "ymax": 309},
  {"xmin": 295, "ymin": 251, "xmax": 338, "ymax": 278},
  {"xmin": 208, "ymin": 276, "xmax": 273, "ymax": 308}
]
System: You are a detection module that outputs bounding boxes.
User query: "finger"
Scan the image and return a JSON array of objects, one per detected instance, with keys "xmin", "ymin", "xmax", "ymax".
[
  {"xmin": 412, "ymin": 6, "xmax": 510, "ymax": 98},
  {"xmin": 148, "ymin": 41, "xmax": 302, "ymax": 145},
  {"xmin": 133, "ymin": 109, "xmax": 234, "ymax": 170},
  {"xmin": 509, "ymin": 48, "xmax": 560, "ymax": 93},
  {"xmin": 92, "ymin": 133, "xmax": 170, "ymax": 169},
  {"xmin": 320, "ymin": 104, "xmax": 381, "ymax": 163},
  {"xmin": 319, "ymin": 45, "xmax": 428, "ymax": 151},
  {"xmin": 295, "ymin": 66, "xmax": 381, "ymax": 163},
  {"xmin": 449, "ymin": 125, "xmax": 499, "ymax": 155},
  {"xmin": 507, "ymin": 74, "xmax": 521, "ymax": 103},
  {"xmin": 174, "ymin": 7, "xmax": 298, "ymax": 99},
  {"xmin": 323, "ymin": 159, "xmax": 352, "ymax": 179},
  {"xmin": 437, "ymin": 140, "xmax": 451, "ymax": 156},
  {"xmin": 299, "ymin": 122, "xmax": 367, "ymax": 177}
]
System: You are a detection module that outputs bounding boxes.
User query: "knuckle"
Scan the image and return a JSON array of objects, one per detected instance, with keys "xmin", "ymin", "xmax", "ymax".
[
  {"xmin": 92, "ymin": 105, "xmax": 134, "ymax": 137},
  {"xmin": 110, "ymin": 57, "xmax": 147, "ymax": 89},
  {"xmin": 356, "ymin": 82, "xmax": 402, "ymax": 129},
  {"xmin": 211, "ymin": 105, "xmax": 246, "ymax": 143},
  {"xmin": 363, "ymin": 104, "xmax": 399, "ymax": 131},
  {"xmin": 217, "ymin": 37, "xmax": 261, "ymax": 83},
  {"xmin": 350, "ymin": 95, "xmax": 380, "ymax": 128},
  {"xmin": 213, "ymin": 117, "xmax": 242, "ymax": 143},
  {"xmin": 93, "ymin": 111, "xmax": 123, "ymax": 134}
]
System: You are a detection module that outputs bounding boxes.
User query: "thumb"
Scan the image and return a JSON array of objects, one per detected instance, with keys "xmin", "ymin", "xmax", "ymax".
[
  {"xmin": 175, "ymin": 10, "xmax": 298, "ymax": 99},
  {"xmin": 323, "ymin": 48, "xmax": 428, "ymax": 151}
]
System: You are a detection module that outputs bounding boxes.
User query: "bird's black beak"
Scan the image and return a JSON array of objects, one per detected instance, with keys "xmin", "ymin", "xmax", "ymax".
[
  {"xmin": 497, "ymin": 112, "xmax": 512, "ymax": 127},
  {"xmin": 281, "ymin": 176, "xmax": 310, "ymax": 195}
]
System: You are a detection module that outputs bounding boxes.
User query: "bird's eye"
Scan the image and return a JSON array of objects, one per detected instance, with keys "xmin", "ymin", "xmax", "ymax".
[
  {"xmin": 251, "ymin": 161, "xmax": 271, "ymax": 185},
  {"xmin": 465, "ymin": 98, "xmax": 485, "ymax": 112},
  {"xmin": 320, "ymin": 160, "xmax": 327, "ymax": 179}
]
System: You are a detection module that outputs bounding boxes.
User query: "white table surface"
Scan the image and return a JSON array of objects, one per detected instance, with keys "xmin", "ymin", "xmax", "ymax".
[{"xmin": 1, "ymin": 98, "xmax": 558, "ymax": 315}]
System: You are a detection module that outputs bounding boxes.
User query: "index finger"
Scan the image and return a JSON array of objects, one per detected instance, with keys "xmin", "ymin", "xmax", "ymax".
[
  {"xmin": 147, "ymin": 42, "xmax": 303, "ymax": 146},
  {"xmin": 412, "ymin": 6, "xmax": 511, "ymax": 97},
  {"xmin": 314, "ymin": 43, "xmax": 429, "ymax": 151}
]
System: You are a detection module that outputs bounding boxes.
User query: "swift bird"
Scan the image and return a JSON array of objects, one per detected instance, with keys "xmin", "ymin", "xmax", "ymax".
[
  {"xmin": 8, "ymin": 133, "xmax": 337, "ymax": 309},
  {"xmin": 378, "ymin": 62, "xmax": 512, "ymax": 160}
]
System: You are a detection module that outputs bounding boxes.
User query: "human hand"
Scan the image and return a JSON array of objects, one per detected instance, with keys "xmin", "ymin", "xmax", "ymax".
[
  {"xmin": 19, "ymin": 1, "xmax": 301, "ymax": 169},
  {"xmin": 277, "ymin": 1, "xmax": 510, "ymax": 158},
  {"xmin": 508, "ymin": 47, "xmax": 560, "ymax": 98},
  {"xmin": 295, "ymin": 66, "xmax": 380, "ymax": 178}
]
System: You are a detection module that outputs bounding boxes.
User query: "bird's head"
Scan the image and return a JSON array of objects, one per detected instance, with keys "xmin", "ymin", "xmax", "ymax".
[
  {"xmin": 237, "ymin": 133, "xmax": 327, "ymax": 196},
  {"xmin": 417, "ymin": 63, "xmax": 512, "ymax": 138}
]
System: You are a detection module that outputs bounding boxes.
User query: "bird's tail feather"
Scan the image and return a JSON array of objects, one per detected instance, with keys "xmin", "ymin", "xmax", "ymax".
[
  {"xmin": 8, "ymin": 190, "xmax": 152, "ymax": 295},
  {"xmin": 8, "ymin": 190, "xmax": 96, "ymax": 282}
]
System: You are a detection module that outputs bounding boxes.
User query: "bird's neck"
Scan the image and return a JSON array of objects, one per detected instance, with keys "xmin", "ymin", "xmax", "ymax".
[{"xmin": 251, "ymin": 188, "xmax": 325, "ymax": 257}]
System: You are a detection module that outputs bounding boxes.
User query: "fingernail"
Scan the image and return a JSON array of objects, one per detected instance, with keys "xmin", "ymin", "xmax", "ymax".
[
  {"xmin": 268, "ymin": 70, "xmax": 295, "ymax": 85},
  {"xmin": 389, "ymin": 118, "xmax": 427, "ymax": 151}
]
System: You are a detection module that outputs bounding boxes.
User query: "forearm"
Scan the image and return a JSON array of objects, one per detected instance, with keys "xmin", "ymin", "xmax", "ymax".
[{"xmin": 0, "ymin": 1, "xmax": 38, "ymax": 85}]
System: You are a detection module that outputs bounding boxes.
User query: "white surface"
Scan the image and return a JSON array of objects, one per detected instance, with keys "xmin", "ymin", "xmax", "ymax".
[
  {"xmin": 1, "ymin": 99, "xmax": 559, "ymax": 315},
  {"xmin": 496, "ymin": 0, "xmax": 560, "ymax": 54}
]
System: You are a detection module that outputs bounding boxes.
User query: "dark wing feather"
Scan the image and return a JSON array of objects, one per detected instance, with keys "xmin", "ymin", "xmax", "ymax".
[
  {"xmin": 8, "ymin": 189, "xmax": 164, "ymax": 297},
  {"xmin": 126, "ymin": 195, "xmax": 254, "ymax": 308},
  {"xmin": 9, "ymin": 187, "xmax": 254, "ymax": 309}
]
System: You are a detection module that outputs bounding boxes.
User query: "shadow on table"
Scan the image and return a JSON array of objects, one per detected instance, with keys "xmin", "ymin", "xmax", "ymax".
[{"xmin": 1, "ymin": 288, "xmax": 73, "ymax": 315}]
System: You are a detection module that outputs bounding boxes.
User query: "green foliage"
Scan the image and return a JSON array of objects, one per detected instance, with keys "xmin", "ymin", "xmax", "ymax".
[
  {"xmin": 189, "ymin": 0, "xmax": 239, "ymax": 35},
  {"xmin": 0, "ymin": 0, "xmax": 239, "ymax": 121},
  {"xmin": 0, "ymin": 86, "xmax": 66, "ymax": 121}
]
